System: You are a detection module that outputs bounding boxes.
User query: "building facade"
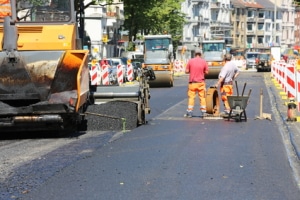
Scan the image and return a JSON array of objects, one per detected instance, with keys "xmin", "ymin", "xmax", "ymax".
[
  {"xmin": 181, "ymin": 0, "xmax": 296, "ymax": 53},
  {"xmin": 84, "ymin": 0, "xmax": 125, "ymax": 59}
]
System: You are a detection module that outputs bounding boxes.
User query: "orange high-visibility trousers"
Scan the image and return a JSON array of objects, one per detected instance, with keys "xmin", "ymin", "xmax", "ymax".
[
  {"xmin": 220, "ymin": 84, "xmax": 233, "ymax": 110},
  {"xmin": 187, "ymin": 82, "xmax": 206, "ymax": 111}
]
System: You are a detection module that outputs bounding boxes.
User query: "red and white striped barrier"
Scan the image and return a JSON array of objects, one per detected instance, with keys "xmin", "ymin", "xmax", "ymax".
[
  {"xmin": 173, "ymin": 59, "xmax": 180, "ymax": 72},
  {"xmin": 90, "ymin": 62, "xmax": 101, "ymax": 85},
  {"xmin": 271, "ymin": 59, "xmax": 300, "ymax": 111},
  {"xmin": 101, "ymin": 64, "xmax": 109, "ymax": 85},
  {"xmin": 286, "ymin": 63, "xmax": 296, "ymax": 99},
  {"xmin": 117, "ymin": 64, "xmax": 124, "ymax": 84},
  {"xmin": 297, "ymin": 70, "xmax": 300, "ymax": 110},
  {"xmin": 126, "ymin": 64, "xmax": 134, "ymax": 81},
  {"xmin": 174, "ymin": 59, "xmax": 185, "ymax": 74}
]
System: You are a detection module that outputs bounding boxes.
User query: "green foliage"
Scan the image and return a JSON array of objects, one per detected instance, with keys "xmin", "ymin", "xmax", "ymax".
[{"xmin": 123, "ymin": 0, "xmax": 185, "ymax": 47}]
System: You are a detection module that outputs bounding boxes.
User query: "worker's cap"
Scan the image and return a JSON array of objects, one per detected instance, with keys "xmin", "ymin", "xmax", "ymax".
[
  {"xmin": 225, "ymin": 54, "xmax": 232, "ymax": 60},
  {"xmin": 195, "ymin": 48, "xmax": 202, "ymax": 54}
]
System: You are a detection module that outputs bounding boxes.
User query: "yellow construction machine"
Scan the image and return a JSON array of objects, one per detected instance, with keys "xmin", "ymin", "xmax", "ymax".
[
  {"xmin": 143, "ymin": 35, "xmax": 174, "ymax": 87},
  {"xmin": 0, "ymin": 0, "xmax": 90, "ymax": 132},
  {"xmin": 0, "ymin": 0, "xmax": 155, "ymax": 133},
  {"xmin": 200, "ymin": 39, "xmax": 226, "ymax": 79}
]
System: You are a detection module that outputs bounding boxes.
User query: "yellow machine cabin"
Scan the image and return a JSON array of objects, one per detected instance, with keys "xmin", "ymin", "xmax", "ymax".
[{"xmin": 201, "ymin": 40, "xmax": 226, "ymax": 79}]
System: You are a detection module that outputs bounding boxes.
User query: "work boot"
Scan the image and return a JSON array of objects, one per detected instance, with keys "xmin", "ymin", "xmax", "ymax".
[
  {"xmin": 184, "ymin": 110, "xmax": 193, "ymax": 118},
  {"xmin": 200, "ymin": 108, "xmax": 207, "ymax": 113}
]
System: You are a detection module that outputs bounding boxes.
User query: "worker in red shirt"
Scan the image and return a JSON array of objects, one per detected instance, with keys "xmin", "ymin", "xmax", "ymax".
[
  {"xmin": 282, "ymin": 55, "xmax": 288, "ymax": 63},
  {"xmin": 184, "ymin": 48, "xmax": 209, "ymax": 118}
]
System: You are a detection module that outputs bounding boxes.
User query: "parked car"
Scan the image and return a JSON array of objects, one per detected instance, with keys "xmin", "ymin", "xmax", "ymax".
[
  {"xmin": 255, "ymin": 52, "xmax": 271, "ymax": 72},
  {"xmin": 131, "ymin": 58, "xmax": 144, "ymax": 76},
  {"xmin": 245, "ymin": 52, "xmax": 260, "ymax": 70}
]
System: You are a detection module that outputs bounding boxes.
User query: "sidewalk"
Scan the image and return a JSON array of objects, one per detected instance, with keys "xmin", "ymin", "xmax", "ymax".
[{"xmin": 265, "ymin": 73, "xmax": 300, "ymax": 161}]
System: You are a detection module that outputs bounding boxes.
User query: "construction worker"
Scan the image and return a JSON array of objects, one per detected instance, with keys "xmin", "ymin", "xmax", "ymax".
[
  {"xmin": 0, "ymin": 0, "xmax": 11, "ymax": 18},
  {"xmin": 184, "ymin": 48, "xmax": 209, "ymax": 118},
  {"xmin": 100, "ymin": 57, "xmax": 109, "ymax": 67},
  {"xmin": 214, "ymin": 54, "xmax": 239, "ymax": 114}
]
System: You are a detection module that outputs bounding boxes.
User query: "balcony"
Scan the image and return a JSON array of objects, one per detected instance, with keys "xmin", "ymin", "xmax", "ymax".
[
  {"xmin": 203, "ymin": 18, "xmax": 210, "ymax": 23},
  {"xmin": 246, "ymin": 30, "xmax": 255, "ymax": 35},
  {"xmin": 210, "ymin": 21, "xmax": 220, "ymax": 27},
  {"xmin": 247, "ymin": 17, "xmax": 255, "ymax": 22},
  {"xmin": 257, "ymin": 18, "xmax": 265, "ymax": 23},
  {"xmin": 188, "ymin": 16, "xmax": 201, "ymax": 23},
  {"xmin": 211, "ymin": 0, "xmax": 220, "ymax": 9},
  {"xmin": 257, "ymin": 30, "xmax": 264, "ymax": 35}
]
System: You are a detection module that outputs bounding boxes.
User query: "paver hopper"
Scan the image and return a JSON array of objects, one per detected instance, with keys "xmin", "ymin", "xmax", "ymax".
[{"xmin": 0, "ymin": 0, "xmax": 89, "ymax": 132}]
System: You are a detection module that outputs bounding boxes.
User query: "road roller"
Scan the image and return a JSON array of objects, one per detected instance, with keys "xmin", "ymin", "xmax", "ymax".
[
  {"xmin": 143, "ymin": 35, "xmax": 174, "ymax": 87},
  {"xmin": 200, "ymin": 40, "xmax": 226, "ymax": 79}
]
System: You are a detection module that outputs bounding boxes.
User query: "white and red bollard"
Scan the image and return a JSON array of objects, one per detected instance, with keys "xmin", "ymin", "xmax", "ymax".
[
  {"xmin": 127, "ymin": 64, "xmax": 134, "ymax": 82},
  {"xmin": 117, "ymin": 64, "xmax": 124, "ymax": 84},
  {"xmin": 101, "ymin": 64, "xmax": 109, "ymax": 85},
  {"xmin": 90, "ymin": 62, "xmax": 101, "ymax": 85}
]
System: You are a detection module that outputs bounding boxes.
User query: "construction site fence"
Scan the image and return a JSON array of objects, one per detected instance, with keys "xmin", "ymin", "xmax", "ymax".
[{"xmin": 271, "ymin": 59, "xmax": 300, "ymax": 111}]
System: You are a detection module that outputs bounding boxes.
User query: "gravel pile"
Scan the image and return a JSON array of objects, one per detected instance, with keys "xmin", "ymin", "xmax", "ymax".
[{"xmin": 85, "ymin": 101, "xmax": 138, "ymax": 131}]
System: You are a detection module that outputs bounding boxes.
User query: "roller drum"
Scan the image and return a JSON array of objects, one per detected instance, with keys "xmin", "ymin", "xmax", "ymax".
[
  {"xmin": 206, "ymin": 87, "xmax": 220, "ymax": 115},
  {"xmin": 148, "ymin": 71, "xmax": 173, "ymax": 87}
]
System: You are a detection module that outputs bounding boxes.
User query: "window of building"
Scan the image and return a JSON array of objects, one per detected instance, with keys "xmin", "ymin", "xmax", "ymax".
[
  {"xmin": 258, "ymin": 36, "xmax": 263, "ymax": 44},
  {"xmin": 247, "ymin": 10, "xmax": 253, "ymax": 17},
  {"xmin": 257, "ymin": 23, "xmax": 264, "ymax": 30},
  {"xmin": 258, "ymin": 12, "xmax": 264, "ymax": 18},
  {"xmin": 247, "ymin": 37, "xmax": 253, "ymax": 44},
  {"xmin": 247, "ymin": 24, "xmax": 253, "ymax": 31}
]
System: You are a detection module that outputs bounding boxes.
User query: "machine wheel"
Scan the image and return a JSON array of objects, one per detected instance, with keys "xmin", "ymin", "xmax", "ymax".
[{"xmin": 206, "ymin": 87, "xmax": 220, "ymax": 115}]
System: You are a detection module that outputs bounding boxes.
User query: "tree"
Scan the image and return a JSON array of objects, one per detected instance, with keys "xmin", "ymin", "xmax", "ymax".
[{"xmin": 123, "ymin": 0, "xmax": 185, "ymax": 49}]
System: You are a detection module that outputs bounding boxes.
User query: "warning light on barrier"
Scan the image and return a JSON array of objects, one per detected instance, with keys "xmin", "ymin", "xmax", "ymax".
[{"xmin": 102, "ymin": 35, "xmax": 108, "ymax": 43}]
